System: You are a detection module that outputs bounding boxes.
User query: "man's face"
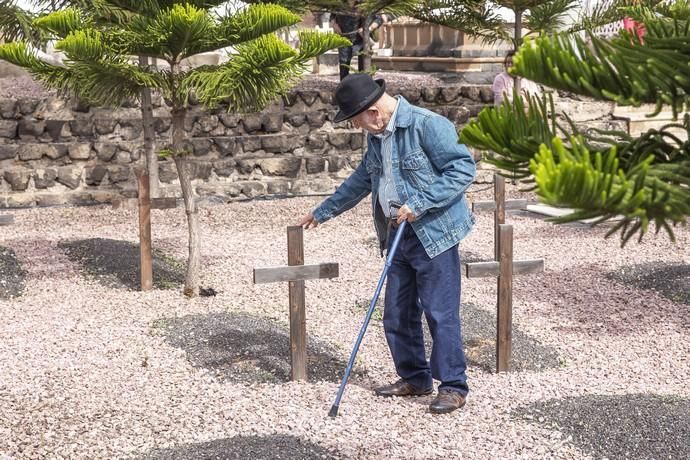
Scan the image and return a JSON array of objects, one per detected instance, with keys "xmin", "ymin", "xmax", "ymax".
[{"xmin": 351, "ymin": 108, "xmax": 385, "ymax": 134}]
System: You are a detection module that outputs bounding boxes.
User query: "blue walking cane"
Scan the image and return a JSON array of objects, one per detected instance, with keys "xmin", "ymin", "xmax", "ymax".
[{"xmin": 328, "ymin": 219, "xmax": 407, "ymax": 417}]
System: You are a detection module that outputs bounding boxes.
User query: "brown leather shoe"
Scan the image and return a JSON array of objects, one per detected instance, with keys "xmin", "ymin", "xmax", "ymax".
[
  {"xmin": 429, "ymin": 389, "xmax": 466, "ymax": 414},
  {"xmin": 374, "ymin": 379, "xmax": 433, "ymax": 397}
]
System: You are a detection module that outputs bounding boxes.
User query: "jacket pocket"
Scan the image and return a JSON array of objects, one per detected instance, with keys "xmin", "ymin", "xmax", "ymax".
[
  {"xmin": 365, "ymin": 157, "xmax": 382, "ymax": 176},
  {"xmin": 401, "ymin": 149, "xmax": 435, "ymax": 189}
]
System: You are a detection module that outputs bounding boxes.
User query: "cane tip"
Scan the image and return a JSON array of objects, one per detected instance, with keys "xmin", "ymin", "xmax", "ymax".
[{"xmin": 328, "ymin": 405, "xmax": 339, "ymax": 417}]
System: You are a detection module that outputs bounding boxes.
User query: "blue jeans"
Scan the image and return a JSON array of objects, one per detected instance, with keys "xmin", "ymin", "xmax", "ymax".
[{"xmin": 383, "ymin": 224, "xmax": 469, "ymax": 395}]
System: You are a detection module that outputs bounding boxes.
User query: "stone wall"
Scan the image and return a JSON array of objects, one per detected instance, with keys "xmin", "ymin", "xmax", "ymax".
[
  {"xmin": 0, "ymin": 81, "xmax": 623, "ymax": 209},
  {"xmin": 0, "ymin": 81, "xmax": 497, "ymax": 208}
]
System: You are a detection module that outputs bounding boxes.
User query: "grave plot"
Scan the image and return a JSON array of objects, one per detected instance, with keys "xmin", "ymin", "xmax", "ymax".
[
  {"xmin": 58, "ymin": 238, "xmax": 184, "ymax": 290},
  {"xmin": 608, "ymin": 261, "xmax": 690, "ymax": 306},
  {"xmin": 140, "ymin": 434, "xmax": 340, "ymax": 460},
  {"xmin": 0, "ymin": 246, "xmax": 25, "ymax": 299},
  {"xmin": 513, "ymin": 394, "xmax": 690, "ymax": 460},
  {"xmin": 154, "ymin": 312, "xmax": 364, "ymax": 384}
]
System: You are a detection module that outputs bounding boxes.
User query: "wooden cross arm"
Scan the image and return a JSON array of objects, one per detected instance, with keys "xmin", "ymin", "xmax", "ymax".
[
  {"xmin": 253, "ymin": 263, "xmax": 339, "ymax": 284},
  {"xmin": 472, "ymin": 199, "xmax": 528, "ymax": 212},
  {"xmin": 0, "ymin": 215, "xmax": 14, "ymax": 226},
  {"xmin": 465, "ymin": 259, "xmax": 544, "ymax": 278}
]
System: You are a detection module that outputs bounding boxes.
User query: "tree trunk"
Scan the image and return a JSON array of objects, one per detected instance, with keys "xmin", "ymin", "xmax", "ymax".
[
  {"xmin": 171, "ymin": 108, "xmax": 200, "ymax": 297},
  {"xmin": 361, "ymin": 16, "xmax": 372, "ymax": 73},
  {"xmin": 514, "ymin": 9, "xmax": 523, "ymax": 94},
  {"xmin": 139, "ymin": 56, "xmax": 159, "ymax": 197}
]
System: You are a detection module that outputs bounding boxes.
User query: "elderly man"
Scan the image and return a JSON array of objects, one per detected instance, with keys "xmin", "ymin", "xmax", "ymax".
[{"xmin": 299, "ymin": 73, "xmax": 476, "ymax": 414}]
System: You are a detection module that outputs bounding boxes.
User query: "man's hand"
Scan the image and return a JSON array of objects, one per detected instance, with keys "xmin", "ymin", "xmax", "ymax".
[
  {"xmin": 396, "ymin": 204, "xmax": 416, "ymax": 224},
  {"xmin": 299, "ymin": 212, "xmax": 320, "ymax": 229}
]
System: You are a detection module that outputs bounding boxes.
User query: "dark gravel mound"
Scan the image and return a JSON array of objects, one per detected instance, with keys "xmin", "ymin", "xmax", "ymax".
[
  {"xmin": 58, "ymin": 238, "xmax": 184, "ymax": 290},
  {"xmin": 154, "ymin": 312, "xmax": 363, "ymax": 384},
  {"xmin": 514, "ymin": 393, "xmax": 690, "ymax": 460},
  {"xmin": 141, "ymin": 434, "xmax": 340, "ymax": 460},
  {"xmin": 0, "ymin": 246, "xmax": 25, "ymax": 299}
]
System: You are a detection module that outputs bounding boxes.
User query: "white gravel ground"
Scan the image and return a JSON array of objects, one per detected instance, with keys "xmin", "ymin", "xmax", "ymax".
[{"xmin": 0, "ymin": 186, "xmax": 688, "ymax": 459}]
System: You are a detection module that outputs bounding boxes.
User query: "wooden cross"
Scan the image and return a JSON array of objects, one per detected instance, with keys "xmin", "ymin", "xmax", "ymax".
[
  {"xmin": 253, "ymin": 226, "xmax": 339, "ymax": 381},
  {"xmin": 472, "ymin": 173, "xmax": 528, "ymax": 259},
  {"xmin": 465, "ymin": 225, "xmax": 543, "ymax": 372}
]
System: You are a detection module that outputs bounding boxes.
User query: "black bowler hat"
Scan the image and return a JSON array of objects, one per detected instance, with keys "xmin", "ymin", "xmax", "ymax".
[{"xmin": 333, "ymin": 74, "xmax": 386, "ymax": 123}]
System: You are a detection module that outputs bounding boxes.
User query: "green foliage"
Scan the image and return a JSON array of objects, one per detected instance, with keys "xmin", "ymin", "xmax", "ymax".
[
  {"xmin": 0, "ymin": 1, "xmax": 44, "ymax": 45},
  {"xmin": 530, "ymin": 136, "xmax": 690, "ymax": 244}
]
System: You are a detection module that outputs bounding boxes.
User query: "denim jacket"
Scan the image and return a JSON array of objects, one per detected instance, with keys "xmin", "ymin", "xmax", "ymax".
[{"xmin": 313, "ymin": 97, "xmax": 476, "ymax": 259}]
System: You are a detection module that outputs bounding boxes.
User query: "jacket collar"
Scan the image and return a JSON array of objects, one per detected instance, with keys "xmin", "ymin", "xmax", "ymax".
[{"xmin": 394, "ymin": 96, "xmax": 413, "ymax": 129}]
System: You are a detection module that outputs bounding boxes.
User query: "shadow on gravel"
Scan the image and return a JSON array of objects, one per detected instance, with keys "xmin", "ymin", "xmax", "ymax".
[
  {"xmin": 0, "ymin": 246, "xmax": 25, "ymax": 299},
  {"xmin": 608, "ymin": 261, "xmax": 690, "ymax": 306},
  {"xmin": 462, "ymin": 302, "xmax": 562, "ymax": 372},
  {"xmin": 154, "ymin": 312, "xmax": 362, "ymax": 384},
  {"xmin": 141, "ymin": 434, "xmax": 339, "ymax": 460},
  {"xmin": 58, "ymin": 238, "xmax": 184, "ymax": 290},
  {"xmin": 514, "ymin": 394, "xmax": 690, "ymax": 460}
]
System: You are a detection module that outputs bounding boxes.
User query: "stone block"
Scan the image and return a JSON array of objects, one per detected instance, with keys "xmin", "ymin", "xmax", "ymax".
[
  {"xmin": 33, "ymin": 168, "xmax": 58, "ymax": 189},
  {"xmin": 422, "ymin": 87, "xmax": 439, "ymax": 103},
  {"xmin": 236, "ymin": 159, "xmax": 257, "ymax": 175},
  {"xmin": 0, "ymin": 99, "xmax": 17, "ymax": 118},
  {"xmin": 94, "ymin": 118, "xmax": 117, "ymax": 135},
  {"xmin": 68, "ymin": 144, "xmax": 92, "ymax": 160},
  {"xmin": 287, "ymin": 114, "xmax": 306, "ymax": 127},
  {"xmin": 299, "ymin": 90, "xmax": 319, "ymax": 106},
  {"xmin": 291, "ymin": 178, "xmax": 334, "ymax": 194},
  {"xmin": 57, "ymin": 166, "xmax": 82, "ymax": 189},
  {"xmin": 219, "ymin": 113, "xmax": 240, "ymax": 128},
  {"xmin": 240, "ymin": 181, "xmax": 267, "ymax": 198},
  {"xmin": 3, "ymin": 169, "xmax": 32, "ymax": 191},
  {"xmin": 70, "ymin": 117, "xmax": 94, "ymax": 136},
  {"xmin": 18, "ymin": 118, "xmax": 45, "ymax": 138},
  {"xmin": 306, "ymin": 112, "xmax": 327, "ymax": 128},
  {"xmin": 328, "ymin": 132, "xmax": 352, "ymax": 149},
  {"xmin": 257, "ymin": 157, "xmax": 302, "ymax": 177},
  {"xmin": 192, "ymin": 138, "xmax": 213, "ymax": 156},
  {"xmin": 0, "ymin": 144, "xmax": 17, "ymax": 160},
  {"xmin": 191, "ymin": 161, "xmax": 213, "ymax": 180},
  {"xmin": 241, "ymin": 136, "xmax": 262, "ymax": 153},
  {"xmin": 18, "ymin": 144, "xmax": 54, "ymax": 161},
  {"xmin": 479, "ymin": 87, "xmax": 494, "ymax": 103},
  {"xmin": 262, "ymin": 113, "xmax": 283, "ymax": 133},
  {"xmin": 267, "ymin": 180, "xmax": 290, "ymax": 195},
  {"xmin": 85, "ymin": 165, "xmax": 108, "ymax": 185},
  {"xmin": 242, "ymin": 114, "xmax": 263, "ymax": 133},
  {"xmin": 305, "ymin": 157, "xmax": 326, "ymax": 174},
  {"xmin": 399, "ymin": 88, "xmax": 421, "ymax": 104},
  {"xmin": 440, "ymin": 87, "xmax": 461, "ymax": 103},
  {"xmin": 17, "ymin": 99, "xmax": 39, "ymax": 115},
  {"xmin": 213, "ymin": 158, "xmax": 236, "ymax": 177},
  {"xmin": 120, "ymin": 119, "xmax": 143, "ymax": 140},
  {"xmin": 159, "ymin": 161, "xmax": 178, "ymax": 183},
  {"xmin": 36, "ymin": 194, "xmax": 68, "ymax": 207},
  {"xmin": 107, "ymin": 165, "xmax": 131, "ymax": 183},
  {"xmin": 0, "ymin": 120, "xmax": 17, "ymax": 138},
  {"xmin": 306, "ymin": 133, "xmax": 326, "ymax": 150},
  {"xmin": 115, "ymin": 150, "xmax": 133, "ymax": 164},
  {"xmin": 350, "ymin": 133, "xmax": 364, "ymax": 150},
  {"xmin": 328, "ymin": 155, "xmax": 349, "ymax": 173},
  {"xmin": 154, "ymin": 117, "xmax": 171, "ymax": 133},
  {"xmin": 460, "ymin": 86, "xmax": 481, "ymax": 101},
  {"xmin": 213, "ymin": 137, "xmax": 236, "ymax": 157},
  {"xmin": 196, "ymin": 115, "xmax": 219, "ymax": 133},
  {"xmin": 94, "ymin": 142, "xmax": 117, "ymax": 162},
  {"xmin": 44, "ymin": 120, "xmax": 70, "ymax": 141}
]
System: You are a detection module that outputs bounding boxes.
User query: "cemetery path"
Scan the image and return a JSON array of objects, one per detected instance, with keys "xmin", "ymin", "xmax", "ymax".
[{"xmin": 0, "ymin": 185, "xmax": 688, "ymax": 459}]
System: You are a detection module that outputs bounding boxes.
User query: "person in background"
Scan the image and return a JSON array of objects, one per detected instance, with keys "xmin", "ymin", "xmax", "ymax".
[
  {"xmin": 330, "ymin": 4, "xmax": 384, "ymax": 80},
  {"xmin": 299, "ymin": 74, "xmax": 476, "ymax": 414},
  {"xmin": 492, "ymin": 50, "xmax": 542, "ymax": 106}
]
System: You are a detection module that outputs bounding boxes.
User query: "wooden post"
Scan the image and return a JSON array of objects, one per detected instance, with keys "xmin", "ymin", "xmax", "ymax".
[
  {"xmin": 496, "ymin": 224, "xmax": 513, "ymax": 372},
  {"xmin": 253, "ymin": 228, "xmax": 339, "ymax": 381},
  {"xmin": 494, "ymin": 173, "xmax": 505, "ymax": 261},
  {"xmin": 137, "ymin": 173, "xmax": 153, "ymax": 291},
  {"xmin": 287, "ymin": 226, "xmax": 307, "ymax": 381}
]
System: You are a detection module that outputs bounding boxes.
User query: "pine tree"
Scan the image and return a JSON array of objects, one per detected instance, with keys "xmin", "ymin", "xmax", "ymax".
[
  {"xmin": 460, "ymin": 0, "xmax": 690, "ymax": 244},
  {"xmin": 0, "ymin": 1, "xmax": 348, "ymax": 296}
]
